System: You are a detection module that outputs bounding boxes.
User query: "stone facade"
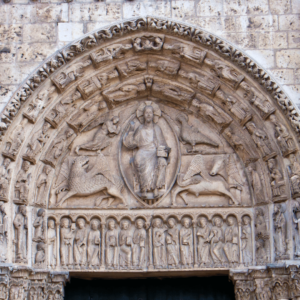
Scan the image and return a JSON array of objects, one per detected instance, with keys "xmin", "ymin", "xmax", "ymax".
[
  {"xmin": 0, "ymin": 1, "xmax": 300, "ymax": 298},
  {"xmin": 0, "ymin": 0, "xmax": 299, "ymax": 113}
]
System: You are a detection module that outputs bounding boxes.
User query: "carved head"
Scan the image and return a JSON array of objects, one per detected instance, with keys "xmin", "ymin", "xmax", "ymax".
[
  {"xmin": 112, "ymin": 116, "xmax": 119, "ymax": 125},
  {"xmin": 269, "ymin": 114, "xmax": 278, "ymax": 124},
  {"xmin": 227, "ymin": 216, "xmax": 236, "ymax": 226},
  {"xmin": 224, "ymin": 128, "xmax": 233, "ymax": 138},
  {"xmin": 167, "ymin": 218, "xmax": 176, "ymax": 228},
  {"xmin": 48, "ymin": 219, "xmax": 55, "ymax": 229},
  {"xmin": 65, "ymin": 128, "xmax": 74, "ymax": 139},
  {"xmin": 44, "ymin": 165, "xmax": 52, "ymax": 175},
  {"xmin": 3, "ymin": 158, "xmax": 10, "ymax": 168},
  {"xmin": 152, "ymin": 218, "xmax": 162, "ymax": 228},
  {"xmin": 37, "ymin": 208, "xmax": 45, "ymax": 217},
  {"xmin": 76, "ymin": 218, "xmax": 86, "ymax": 229},
  {"xmin": 36, "ymin": 242, "xmax": 45, "ymax": 252},
  {"xmin": 245, "ymin": 122, "xmax": 256, "ymax": 134},
  {"xmin": 144, "ymin": 106, "xmax": 154, "ymax": 124},
  {"xmin": 22, "ymin": 160, "xmax": 30, "ymax": 172},
  {"xmin": 256, "ymin": 208, "xmax": 264, "ymax": 218},
  {"xmin": 73, "ymin": 156, "xmax": 89, "ymax": 170},
  {"xmin": 199, "ymin": 217, "xmax": 208, "ymax": 227},
  {"xmin": 242, "ymin": 216, "xmax": 251, "ymax": 225},
  {"xmin": 135, "ymin": 218, "xmax": 145, "ymax": 229},
  {"xmin": 42, "ymin": 122, "xmax": 51, "ymax": 133},
  {"xmin": 290, "ymin": 153, "xmax": 297, "ymax": 164},
  {"xmin": 182, "ymin": 217, "xmax": 191, "ymax": 228},
  {"xmin": 108, "ymin": 219, "xmax": 116, "ymax": 230},
  {"xmin": 91, "ymin": 220, "xmax": 98, "ymax": 231},
  {"xmin": 136, "ymin": 101, "xmax": 161, "ymax": 124},
  {"xmin": 60, "ymin": 218, "xmax": 70, "ymax": 228},
  {"xmin": 212, "ymin": 216, "xmax": 223, "ymax": 227},
  {"xmin": 19, "ymin": 205, "xmax": 26, "ymax": 216},
  {"xmin": 121, "ymin": 219, "xmax": 130, "ymax": 230},
  {"xmin": 267, "ymin": 158, "xmax": 276, "ymax": 171}
]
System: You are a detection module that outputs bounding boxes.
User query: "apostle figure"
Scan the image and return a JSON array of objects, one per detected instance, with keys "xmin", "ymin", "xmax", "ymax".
[
  {"xmin": 105, "ymin": 219, "xmax": 118, "ymax": 269},
  {"xmin": 33, "ymin": 208, "xmax": 45, "ymax": 242},
  {"xmin": 152, "ymin": 218, "xmax": 166, "ymax": 268},
  {"xmin": 241, "ymin": 216, "xmax": 252, "ymax": 266},
  {"xmin": 208, "ymin": 216, "xmax": 225, "ymax": 266},
  {"xmin": 35, "ymin": 165, "xmax": 51, "ymax": 206},
  {"xmin": 13, "ymin": 205, "xmax": 27, "ymax": 262},
  {"xmin": 224, "ymin": 216, "xmax": 239, "ymax": 265},
  {"xmin": 166, "ymin": 218, "xmax": 179, "ymax": 268},
  {"xmin": 197, "ymin": 217, "xmax": 211, "ymax": 267},
  {"xmin": 60, "ymin": 218, "xmax": 75, "ymax": 268},
  {"xmin": 73, "ymin": 218, "xmax": 87, "ymax": 268},
  {"xmin": 119, "ymin": 220, "xmax": 132, "ymax": 269},
  {"xmin": 87, "ymin": 220, "xmax": 100, "ymax": 268},
  {"xmin": 123, "ymin": 101, "xmax": 170, "ymax": 199},
  {"xmin": 273, "ymin": 204, "xmax": 287, "ymax": 258},
  {"xmin": 180, "ymin": 217, "xmax": 193, "ymax": 268},
  {"xmin": 132, "ymin": 218, "xmax": 146, "ymax": 269},
  {"xmin": 47, "ymin": 219, "xmax": 56, "ymax": 268}
]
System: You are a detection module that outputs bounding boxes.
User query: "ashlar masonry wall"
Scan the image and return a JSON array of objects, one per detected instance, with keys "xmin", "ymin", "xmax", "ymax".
[{"xmin": 0, "ymin": 0, "xmax": 299, "ymax": 113}]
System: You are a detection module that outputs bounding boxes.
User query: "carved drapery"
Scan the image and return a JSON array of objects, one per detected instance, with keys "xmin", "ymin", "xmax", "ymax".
[{"xmin": 0, "ymin": 16, "xmax": 299, "ymax": 299}]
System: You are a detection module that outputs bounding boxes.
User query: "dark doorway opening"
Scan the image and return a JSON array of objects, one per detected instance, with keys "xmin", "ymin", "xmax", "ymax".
[{"xmin": 65, "ymin": 276, "xmax": 235, "ymax": 300}]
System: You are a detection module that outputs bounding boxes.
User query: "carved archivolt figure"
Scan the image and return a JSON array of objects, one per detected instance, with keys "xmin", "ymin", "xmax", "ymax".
[
  {"xmin": 119, "ymin": 220, "xmax": 132, "ymax": 269},
  {"xmin": 224, "ymin": 128, "xmax": 254, "ymax": 164},
  {"xmin": 166, "ymin": 218, "xmax": 179, "ymax": 268},
  {"xmin": 180, "ymin": 217, "xmax": 193, "ymax": 268},
  {"xmin": 152, "ymin": 218, "xmax": 166, "ymax": 269},
  {"xmin": 224, "ymin": 216, "xmax": 239, "ymax": 265},
  {"xmin": 273, "ymin": 204, "xmax": 287, "ymax": 259},
  {"xmin": 246, "ymin": 122, "xmax": 275, "ymax": 161},
  {"xmin": 117, "ymin": 59, "xmax": 147, "ymax": 78},
  {"xmin": 3, "ymin": 118, "xmax": 27, "ymax": 161},
  {"xmin": 123, "ymin": 102, "xmax": 170, "ymax": 200},
  {"xmin": 87, "ymin": 219, "xmax": 100, "ymax": 268},
  {"xmin": 197, "ymin": 217, "xmax": 211, "ymax": 267},
  {"xmin": 247, "ymin": 163, "xmax": 265, "ymax": 203},
  {"xmin": 132, "ymin": 218, "xmax": 146, "ymax": 269},
  {"xmin": 288, "ymin": 154, "xmax": 300, "ymax": 195},
  {"xmin": 255, "ymin": 208, "xmax": 270, "ymax": 264},
  {"xmin": 14, "ymin": 160, "xmax": 31, "ymax": 204},
  {"xmin": 33, "ymin": 208, "xmax": 45, "ymax": 242},
  {"xmin": 60, "ymin": 218, "xmax": 75, "ymax": 268},
  {"xmin": 204, "ymin": 58, "xmax": 244, "ymax": 89},
  {"xmin": 209, "ymin": 216, "xmax": 225, "ymax": 265},
  {"xmin": 164, "ymin": 43, "xmax": 206, "ymax": 64},
  {"xmin": 23, "ymin": 86, "xmax": 56, "ymax": 123},
  {"xmin": 105, "ymin": 219, "xmax": 118, "ymax": 269},
  {"xmin": 13, "ymin": 205, "xmax": 27, "ymax": 262},
  {"xmin": 133, "ymin": 36, "xmax": 163, "ymax": 52},
  {"xmin": 269, "ymin": 114, "xmax": 296, "ymax": 156},
  {"xmin": 47, "ymin": 219, "xmax": 56, "ymax": 268},
  {"xmin": 0, "ymin": 158, "xmax": 11, "ymax": 200},
  {"xmin": 241, "ymin": 216, "xmax": 252, "ymax": 266},
  {"xmin": 75, "ymin": 116, "xmax": 120, "ymax": 154},
  {"xmin": 267, "ymin": 158, "xmax": 286, "ymax": 199},
  {"xmin": 293, "ymin": 206, "xmax": 300, "ymax": 257},
  {"xmin": 23, "ymin": 122, "xmax": 51, "ymax": 164},
  {"xmin": 73, "ymin": 218, "xmax": 87, "ymax": 268},
  {"xmin": 191, "ymin": 99, "xmax": 232, "ymax": 132},
  {"xmin": 0, "ymin": 203, "xmax": 8, "ymax": 262},
  {"xmin": 35, "ymin": 165, "xmax": 52, "ymax": 206},
  {"xmin": 240, "ymin": 81, "xmax": 275, "ymax": 119}
]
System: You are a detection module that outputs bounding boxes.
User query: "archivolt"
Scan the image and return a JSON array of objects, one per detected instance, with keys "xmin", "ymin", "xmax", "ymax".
[{"xmin": 0, "ymin": 16, "xmax": 299, "ymax": 269}]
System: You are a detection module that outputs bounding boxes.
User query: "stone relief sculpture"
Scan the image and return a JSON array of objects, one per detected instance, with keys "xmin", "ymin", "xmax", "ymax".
[
  {"xmin": 0, "ymin": 203, "xmax": 8, "ymax": 262},
  {"xmin": 241, "ymin": 215, "xmax": 252, "ymax": 266},
  {"xmin": 0, "ymin": 18, "xmax": 298, "ymax": 299},
  {"xmin": 75, "ymin": 115, "xmax": 120, "ymax": 155},
  {"xmin": 54, "ymin": 154, "xmax": 126, "ymax": 207},
  {"xmin": 47, "ymin": 219, "xmax": 56, "ymax": 268},
  {"xmin": 34, "ymin": 165, "xmax": 52, "ymax": 207},
  {"xmin": 23, "ymin": 122, "xmax": 51, "ymax": 165},
  {"xmin": 43, "ymin": 128, "xmax": 75, "ymax": 168},
  {"xmin": 23, "ymin": 86, "xmax": 56, "ymax": 123},
  {"xmin": 14, "ymin": 160, "xmax": 31, "ymax": 204},
  {"xmin": 0, "ymin": 158, "xmax": 11, "ymax": 201},
  {"xmin": 273, "ymin": 204, "xmax": 288, "ymax": 260},
  {"xmin": 132, "ymin": 218, "xmax": 146, "ymax": 269},
  {"xmin": 123, "ymin": 101, "xmax": 170, "ymax": 204},
  {"xmin": 13, "ymin": 205, "xmax": 27, "ymax": 263}
]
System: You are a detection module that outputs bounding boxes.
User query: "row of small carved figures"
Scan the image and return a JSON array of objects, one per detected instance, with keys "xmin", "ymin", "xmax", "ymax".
[{"xmin": 43, "ymin": 214, "xmax": 254, "ymax": 270}]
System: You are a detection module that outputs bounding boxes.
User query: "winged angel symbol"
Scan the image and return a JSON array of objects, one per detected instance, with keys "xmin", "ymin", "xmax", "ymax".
[{"xmin": 54, "ymin": 153, "xmax": 126, "ymax": 207}]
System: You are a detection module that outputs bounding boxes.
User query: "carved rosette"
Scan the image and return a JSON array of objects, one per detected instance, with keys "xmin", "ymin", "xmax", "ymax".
[{"xmin": 0, "ymin": 17, "xmax": 299, "ymax": 300}]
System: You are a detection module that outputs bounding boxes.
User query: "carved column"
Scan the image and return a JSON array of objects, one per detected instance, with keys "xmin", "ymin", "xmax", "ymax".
[
  {"xmin": 192, "ymin": 220, "xmax": 197, "ymax": 268},
  {"xmin": 147, "ymin": 222, "xmax": 153, "ymax": 270},
  {"xmin": 100, "ymin": 221, "xmax": 105, "ymax": 270}
]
